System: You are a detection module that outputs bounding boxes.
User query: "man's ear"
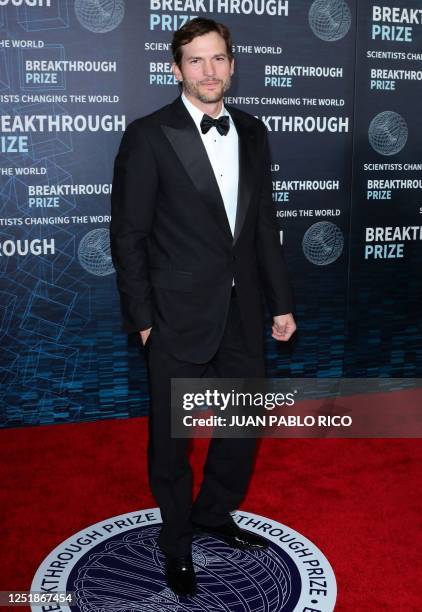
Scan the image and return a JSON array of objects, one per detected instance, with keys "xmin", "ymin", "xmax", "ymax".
[
  {"xmin": 172, "ymin": 62, "xmax": 182, "ymax": 82},
  {"xmin": 230, "ymin": 58, "xmax": 235, "ymax": 76}
]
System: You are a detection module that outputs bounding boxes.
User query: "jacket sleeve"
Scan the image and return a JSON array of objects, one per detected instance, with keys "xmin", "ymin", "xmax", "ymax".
[
  {"xmin": 110, "ymin": 120, "xmax": 158, "ymax": 333},
  {"xmin": 256, "ymin": 123, "xmax": 294, "ymax": 316}
]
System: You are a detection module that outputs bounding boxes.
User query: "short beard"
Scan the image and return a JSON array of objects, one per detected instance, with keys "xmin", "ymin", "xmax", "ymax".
[{"xmin": 182, "ymin": 76, "xmax": 231, "ymax": 104}]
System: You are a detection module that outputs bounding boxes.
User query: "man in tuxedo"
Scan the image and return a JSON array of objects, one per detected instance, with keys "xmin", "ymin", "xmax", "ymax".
[{"xmin": 110, "ymin": 17, "xmax": 296, "ymax": 596}]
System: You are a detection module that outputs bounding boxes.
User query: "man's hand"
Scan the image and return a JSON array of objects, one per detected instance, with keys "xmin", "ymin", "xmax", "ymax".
[
  {"xmin": 139, "ymin": 327, "xmax": 152, "ymax": 346},
  {"xmin": 272, "ymin": 313, "xmax": 296, "ymax": 342}
]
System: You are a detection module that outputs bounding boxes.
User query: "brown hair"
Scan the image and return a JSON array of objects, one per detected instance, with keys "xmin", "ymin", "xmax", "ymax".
[{"xmin": 171, "ymin": 17, "xmax": 234, "ymax": 68}]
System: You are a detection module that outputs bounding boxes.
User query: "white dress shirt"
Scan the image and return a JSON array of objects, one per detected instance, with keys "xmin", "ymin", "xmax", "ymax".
[{"xmin": 181, "ymin": 92, "xmax": 239, "ymax": 236}]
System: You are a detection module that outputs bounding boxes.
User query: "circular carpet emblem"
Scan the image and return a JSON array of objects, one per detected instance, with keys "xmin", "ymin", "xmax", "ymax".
[{"xmin": 31, "ymin": 509, "xmax": 337, "ymax": 611}]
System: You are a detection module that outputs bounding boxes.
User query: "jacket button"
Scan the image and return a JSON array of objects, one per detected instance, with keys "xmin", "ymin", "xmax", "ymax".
[{"xmin": 232, "ymin": 254, "xmax": 237, "ymax": 261}]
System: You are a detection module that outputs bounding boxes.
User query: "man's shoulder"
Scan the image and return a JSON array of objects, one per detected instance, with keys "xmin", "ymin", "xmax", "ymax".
[
  {"xmin": 226, "ymin": 103, "xmax": 266, "ymax": 133},
  {"xmin": 126, "ymin": 101, "xmax": 174, "ymax": 133}
]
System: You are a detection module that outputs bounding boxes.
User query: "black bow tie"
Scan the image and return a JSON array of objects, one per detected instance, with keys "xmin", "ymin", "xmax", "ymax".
[{"xmin": 200, "ymin": 114, "xmax": 230, "ymax": 136}]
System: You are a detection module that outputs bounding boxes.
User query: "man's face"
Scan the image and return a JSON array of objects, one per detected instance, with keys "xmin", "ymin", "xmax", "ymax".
[{"xmin": 172, "ymin": 31, "xmax": 234, "ymax": 104}]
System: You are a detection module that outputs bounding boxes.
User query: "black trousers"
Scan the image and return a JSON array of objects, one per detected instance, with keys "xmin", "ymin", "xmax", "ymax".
[{"xmin": 145, "ymin": 289, "xmax": 265, "ymax": 557}]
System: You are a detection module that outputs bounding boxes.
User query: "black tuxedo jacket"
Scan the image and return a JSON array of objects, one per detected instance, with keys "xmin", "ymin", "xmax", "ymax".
[{"xmin": 110, "ymin": 96, "xmax": 293, "ymax": 362}]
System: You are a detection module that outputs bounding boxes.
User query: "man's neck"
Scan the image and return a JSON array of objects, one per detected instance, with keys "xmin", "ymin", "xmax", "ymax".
[{"xmin": 182, "ymin": 91, "xmax": 223, "ymax": 118}]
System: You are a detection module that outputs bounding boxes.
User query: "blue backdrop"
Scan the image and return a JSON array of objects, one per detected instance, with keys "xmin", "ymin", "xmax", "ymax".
[{"xmin": 1, "ymin": 0, "xmax": 421, "ymax": 427}]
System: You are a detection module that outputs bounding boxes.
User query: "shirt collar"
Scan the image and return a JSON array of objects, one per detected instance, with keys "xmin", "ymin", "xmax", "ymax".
[{"xmin": 181, "ymin": 92, "xmax": 231, "ymax": 132}]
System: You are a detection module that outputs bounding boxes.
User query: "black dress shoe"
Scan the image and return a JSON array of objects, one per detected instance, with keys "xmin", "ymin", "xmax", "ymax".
[
  {"xmin": 164, "ymin": 553, "xmax": 197, "ymax": 596},
  {"xmin": 192, "ymin": 519, "xmax": 269, "ymax": 550}
]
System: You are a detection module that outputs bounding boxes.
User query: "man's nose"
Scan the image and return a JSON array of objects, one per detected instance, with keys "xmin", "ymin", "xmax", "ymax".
[{"xmin": 202, "ymin": 59, "xmax": 216, "ymax": 77}]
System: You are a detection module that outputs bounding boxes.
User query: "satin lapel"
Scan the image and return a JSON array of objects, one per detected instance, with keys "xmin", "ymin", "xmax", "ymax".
[
  {"xmin": 161, "ymin": 99, "xmax": 233, "ymax": 239},
  {"xmin": 231, "ymin": 110, "xmax": 257, "ymax": 244}
]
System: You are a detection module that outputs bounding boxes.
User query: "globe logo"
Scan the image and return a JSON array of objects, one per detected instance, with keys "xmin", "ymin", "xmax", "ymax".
[
  {"xmin": 78, "ymin": 228, "xmax": 115, "ymax": 276},
  {"xmin": 71, "ymin": 526, "xmax": 299, "ymax": 611},
  {"xmin": 31, "ymin": 509, "xmax": 337, "ymax": 611},
  {"xmin": 309, "ymin": 0, "xmax": 352, "ymax": 41},
  {"xmin": 74, "ymin": 0, "xmax": 125, "ymax": 33},
  {"xmin": 368, "ymin": 111, "xmax": 408, "ymax": 156},
  {"xmin": 302, "ymin": 222, "xmax": 344, "ymax": 266}
]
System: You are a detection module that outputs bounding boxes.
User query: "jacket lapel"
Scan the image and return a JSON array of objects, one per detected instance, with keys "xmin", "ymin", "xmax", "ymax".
[
  {"xmin": 161, "ymin": 97, "xmax": 256, "ymax": 244},
  {"xmin": 228, "ymin": 106, "xmax": 257, "ymax": 244},
  {"xmin": 161, "ymin": 97, "xmax": 232, "ymax": 239}
]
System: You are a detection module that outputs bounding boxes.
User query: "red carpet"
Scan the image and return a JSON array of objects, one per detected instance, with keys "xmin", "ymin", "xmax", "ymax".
[{"xmin": 1, "ymin": 417, "xmax": 421, "ymax": 611}]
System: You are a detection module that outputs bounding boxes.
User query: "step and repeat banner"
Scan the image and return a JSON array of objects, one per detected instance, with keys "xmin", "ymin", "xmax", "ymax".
[
  {"xmin": 346, "ymin": 1, "xmax": 422, "ymax": 377},
  {"xmin": 0, "ymin": 0, "xmax": 421, "ymax": 427}
]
